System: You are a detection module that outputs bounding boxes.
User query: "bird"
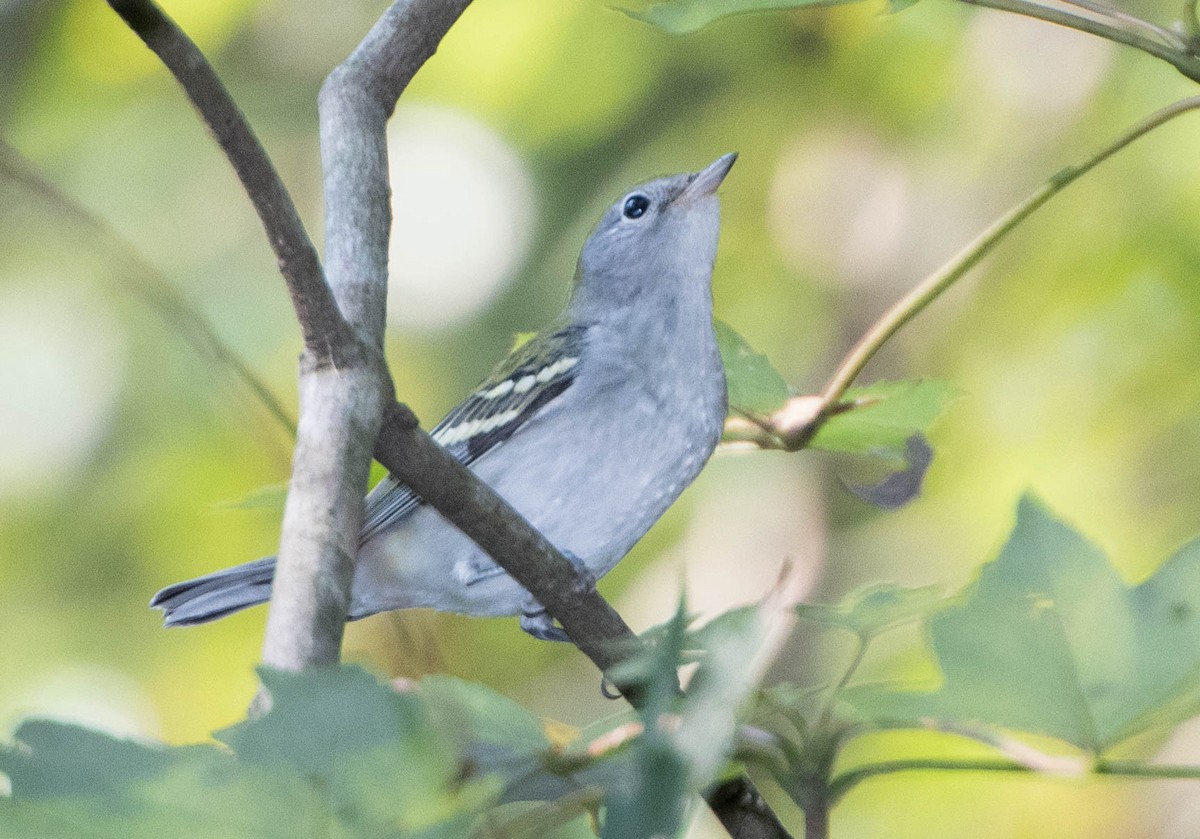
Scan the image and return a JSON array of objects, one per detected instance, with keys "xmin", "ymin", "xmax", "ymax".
[{"xmin": 152, "ymin": 152, "xmax": 737, "ymax": 641}]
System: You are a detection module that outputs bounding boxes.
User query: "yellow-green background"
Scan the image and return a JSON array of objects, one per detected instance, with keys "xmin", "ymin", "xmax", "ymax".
[{"xmin": 2, "ymin": 0, "xmax": 1199, "ymax": 835}]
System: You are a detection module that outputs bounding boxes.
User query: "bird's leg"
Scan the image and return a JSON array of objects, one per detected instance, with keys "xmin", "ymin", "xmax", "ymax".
[
  {"xmin": 520, "ymin": 607, "xmax": 571, "ymax": 642},
  {"xmin": 519, "ymin": 551, "xmax": 595, "ymax": 642}
]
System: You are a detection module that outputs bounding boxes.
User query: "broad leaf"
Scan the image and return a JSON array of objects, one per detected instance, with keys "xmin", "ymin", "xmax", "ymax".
[
  {"xmin": 810, "ymin": 379, "xmax": 955, "ymax": 463},
  {"xmin": 796, "ymin": 582, "xmax": 943, "ymax": 640},
  {"xmin": 1, "ymin": 666, "xmax": 503, "ymax": 838},
  {"xmin": 845, "ymin": 497, "xmax": 1200, "ymax": 752},
  {"xmin": 715, "ymin": 320, "xmax": 790, "ymax": 416}
]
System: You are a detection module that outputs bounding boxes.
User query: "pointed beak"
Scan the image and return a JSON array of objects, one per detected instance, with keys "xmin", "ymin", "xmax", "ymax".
[{"xmin": 674, "ymin": 152, "xmax": 738, "ymax": 205}]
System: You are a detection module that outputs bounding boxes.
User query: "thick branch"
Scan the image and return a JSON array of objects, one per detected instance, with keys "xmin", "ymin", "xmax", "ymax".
[
  {"xmin": 318, "ymin": 0, "xmax": 473, "ymax": 344},
  {"xmin": 262, "ymin": 0, "xmax": 473, "ymax": 672},
  {"xmin": 375, "ymin": 404, "xmax": 638, "ymax": 669},
  {"xmin": 105, "ymin": 0, "xmax": 354, "ymax": 364},
  {"xmin": 108, "ymin": 1, "xmax": 793, "ymax": 833}
]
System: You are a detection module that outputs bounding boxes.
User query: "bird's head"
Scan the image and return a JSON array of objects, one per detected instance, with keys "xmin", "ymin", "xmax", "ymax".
[{"xmin": 569, "ymin": 153, "xmax": 737, "ymax": 319}]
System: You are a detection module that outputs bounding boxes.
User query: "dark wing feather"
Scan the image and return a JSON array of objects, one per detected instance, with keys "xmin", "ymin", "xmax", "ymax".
[{"xmin": 358, "ymin": 325, "xmax": 587, "ymax": 544}]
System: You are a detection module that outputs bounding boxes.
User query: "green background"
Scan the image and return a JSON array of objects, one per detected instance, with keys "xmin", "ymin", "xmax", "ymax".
[{"xmin": 2, "ymin": 0, "xmax": 1199, "ymax": 835}]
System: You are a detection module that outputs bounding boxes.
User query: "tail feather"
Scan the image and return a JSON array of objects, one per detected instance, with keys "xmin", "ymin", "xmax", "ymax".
[{"xmin": 151, "ymin": 557, "xmax": 276, "ymax": 627}]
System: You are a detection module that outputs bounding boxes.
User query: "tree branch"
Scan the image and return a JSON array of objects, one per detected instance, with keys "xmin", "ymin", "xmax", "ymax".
[
  {"xmin": 0, "ymin": 139, "xmax": 296, "ymax": 438},
  {"xmin": 725, "ymin": 93, "xmax": 1200, "ymax": 452},
  {"xmin": 959, "ymin": 0, "xmax": 1200, "ymax": 84},
  {"xmin": 107, "ymin": 1, "xmax": 794, "ymax": 833},
  {"xmin": 105, "ymin": 0, "xmax": 354, "ymax": 365},
  {"xmin": 318, "ymin": 0, "xmax": 474, "ymax": 345}
]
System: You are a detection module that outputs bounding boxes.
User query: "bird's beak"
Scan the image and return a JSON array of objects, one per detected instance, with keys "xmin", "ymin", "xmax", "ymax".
[{"xmin": 674, "ymin": 152, "xmax": 738, "ymax": 205}]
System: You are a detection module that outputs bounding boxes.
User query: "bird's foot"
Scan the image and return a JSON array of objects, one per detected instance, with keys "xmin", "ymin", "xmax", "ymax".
[
  {"xmin": 556, "ymin": 550, "xmax": 594, "ymax": 596},
  {"xmin": 520, "ymin": 605, "xmax": 571, "ymax": 642},
  {"xmin": 519, "ymin": 553, "xmax": 593, "ymax": 642}
]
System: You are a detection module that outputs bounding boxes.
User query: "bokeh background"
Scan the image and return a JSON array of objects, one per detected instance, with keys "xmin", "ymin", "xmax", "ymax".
[{"xmin": 3, "ymin": 0, "xmax": 1200, "ymax": 835}]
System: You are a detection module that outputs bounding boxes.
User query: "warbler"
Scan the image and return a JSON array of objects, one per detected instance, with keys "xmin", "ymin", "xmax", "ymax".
[{"xmin": 153, "ymin": 152, "xmax": 736, "ymax": 641}]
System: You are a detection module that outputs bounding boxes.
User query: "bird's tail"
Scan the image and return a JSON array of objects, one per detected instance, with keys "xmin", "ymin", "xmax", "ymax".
[{"xmin": 150, "ymin": 557, "xmax": 276, "ymax": 626}]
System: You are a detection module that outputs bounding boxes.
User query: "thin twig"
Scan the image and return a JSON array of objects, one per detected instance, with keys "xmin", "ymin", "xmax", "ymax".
[
  {"xmin": 959, "ymin": 0, "xmax": 1200, "ymax": 83},
  {"xmin": 819, "ymin": 93, "xmax": 1200, "ymax": 407},
  {"xmin": 728, "ymin": 94, "xmax": 1200, "ymax": 451},
  {"xmin": 1058, "ymin": 0, "xmax": 1188, "ymax": 50},
  {"xmin": 0, "ymin": 139, "xmax": 296, "ymax": 437},
  {"xmin": 105, "ymin": 0, "xmax": 355, "ymax": 364}
]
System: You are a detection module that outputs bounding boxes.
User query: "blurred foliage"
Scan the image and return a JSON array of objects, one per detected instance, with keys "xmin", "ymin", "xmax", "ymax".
[
  {"xmin": 625, "ymin": 0, "xmax": 865, "ymax": 34},
  {"xmin": 3, "ymin": 0, "xmax": 1200, "ymax": 835},
  {"xmin": 7, "ymin": 497, "xmax": 1200, "ymax": 837}
]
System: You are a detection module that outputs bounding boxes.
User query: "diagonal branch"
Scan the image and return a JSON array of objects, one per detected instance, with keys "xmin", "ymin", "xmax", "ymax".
[
  {"xmin": 0, "ymin": 139, "xmax": 296, "ymax": 438},
  {"xmin": 959, "ymin": 0, "xmax": 1200, "ymax": 84},
  {"xmin": 725, "ymin": 94, "xmax": 1200, "ymax": 453},
  {"xmin": 107, "ymin": 1, "xmax": 793, "ymax": 834},
  {"xmin": 106, "ymin": 0, "xmax": 355, "ymax": 365}
]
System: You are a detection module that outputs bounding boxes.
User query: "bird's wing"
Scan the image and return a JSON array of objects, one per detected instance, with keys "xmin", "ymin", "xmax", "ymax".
[{"xmin": 359, "ymin": 324, "xmax": 588, "ymax": 544}]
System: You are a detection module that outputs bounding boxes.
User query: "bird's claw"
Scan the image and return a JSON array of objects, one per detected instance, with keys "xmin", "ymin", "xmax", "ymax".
[
  {"xmin": 519, "ymin": 551, "xmax": 593, "ymax": 642},
  {"xmin": 520, "ymin": 606, "xmax": 571, "ymax": 642}
]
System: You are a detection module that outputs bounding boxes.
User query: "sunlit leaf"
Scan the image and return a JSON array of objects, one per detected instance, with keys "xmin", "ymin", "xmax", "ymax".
[
  {"xmin": 622, "ymin": 0, "xmax": 867, "ymax": 34},
  {"xmin": 796, "ymin": 582, "xmax": 943, "ymax": 640},
  {"xmin": 810, "ymin": 379, "xmax": 955, "ymax": 463},
  {"xmin": 419, "ymin": 675, "xmax": 549, "ymax": 752},
  {"xmin": 715, "ymin": 320, "xmax": 790, "ymax": 415},
  {"xmin": 845, "ymin": 497, "xmax": 1200, "ymax": 752}
]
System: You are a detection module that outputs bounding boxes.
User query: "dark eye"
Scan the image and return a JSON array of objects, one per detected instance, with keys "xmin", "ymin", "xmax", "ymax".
[{"xmin": 622, "ymin": 194, "xmax": 650, "ymax": 220}]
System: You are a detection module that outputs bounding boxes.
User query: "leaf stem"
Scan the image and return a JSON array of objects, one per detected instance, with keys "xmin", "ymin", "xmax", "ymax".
[
  {"xmin": 818, "ymin": 94, "xmax": 1200, "ymax": 408},
  {"xmin": 1058, "ymin": 0, "xmax": 1187, "ymax": 50},
  {"xmin": 959, "ymin": 0, "xmax": 1200, "ymax": 82},
  {"xmin": 813, "ymin": 634, "xmax": 867, "ymax": 735}
]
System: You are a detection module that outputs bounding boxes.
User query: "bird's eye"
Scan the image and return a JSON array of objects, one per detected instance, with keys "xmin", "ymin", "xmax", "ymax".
[{"xmin": 622, "ymin": 194, "xmax": 650, "ymax": 220}]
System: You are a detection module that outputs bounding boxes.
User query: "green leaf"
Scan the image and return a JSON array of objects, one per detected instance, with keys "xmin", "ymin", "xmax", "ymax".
[
  {"xmin": 796, "ymin": 583, "xmax": 943, "ymax": 639},
  {"xmin": 1, "ymin": 721, "xmax": 168, "ymax": 799},
  {"xmin": 511, "ymin": 331, "xmax": 537, "ymax": 351},
  {"xmin": 810, "ymin": 379, "xmax": 955, "ymax": 463},
  {"xmin": 600, "ymin": 741, "xmax": 689, "ymax": 839},
  {"xmin": 418, "ymin": 675, "xmax": 549, "ymax": 752},
  {"xmin": 600, "ymin": 599, "xmax": 692, "ymax": 839},
  {"xmin": 675, "ymin": 602, "xmax": 773, "ymax": 784},
  {"xmin": 0, "ymin": 724, "xmax": 309, "ymax": 838},
  {"xmin": 715, "ymin": 320, "xmax": 790, "ymax": 415},
  {"xmin": 217, "ymin": 665, "xmax": 431, "ymax": 777},
  {"xmin": 845, "ymin": 496, "xmax": 1200, "ymax": 752},
  {"xmin": 623, "ymin": 0, "xmax": 867, "ymax": 34},
  {"xmin": 0, "ymin": 666, "xmax": 508, "ymax": 837}
]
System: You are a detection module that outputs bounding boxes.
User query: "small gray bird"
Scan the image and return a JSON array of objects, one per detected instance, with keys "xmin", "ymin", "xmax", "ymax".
[{"xmin": 153, "ymin": 153, "xmax": 736, "ymax": 641}]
